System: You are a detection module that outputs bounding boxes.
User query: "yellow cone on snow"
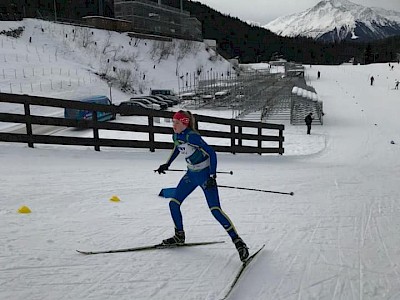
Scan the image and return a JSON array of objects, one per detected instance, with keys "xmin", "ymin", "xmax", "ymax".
[
  {"xmin": 110, "ymin": 195, "xmax": 120, "ymax": 202},
  {"xmin": 18, "ymin": 205, "xmax": 32, "ymax": 214}
]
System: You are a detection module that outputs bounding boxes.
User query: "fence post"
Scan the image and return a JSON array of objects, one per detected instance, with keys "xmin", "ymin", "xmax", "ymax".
[
  {"xmin": 148, "ymin": 112, "xmax": 155, "ymax": 152},
  {"xmin": 230, "ymin": 124, "xmax": 235, "ymax": 154},
  {"xmin": 290, "ymin": 96, "xmax": 294, "ymax": 124},
  {"xmin": 279, "ymin": 127, "xmax": 284, "ymax": 155},
  {"xmin": 257, "ymin": 124, "xmax": 262, "ymax": 155},
  {"xmin": 238, "ymin": 125, "xmax": 242, "ymax": 148},
  {"xmin": 23, "ymin": 101, "xmax": 34, "ymax": 148},
  {"xmin": 92, "ymin": 111, "xmax": 100, "ymax": 151}
]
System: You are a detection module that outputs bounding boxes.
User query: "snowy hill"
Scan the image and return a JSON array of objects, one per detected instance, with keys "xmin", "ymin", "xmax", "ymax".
[
  {"xmin": 264, "ymin": 0, "xmax": 400, "ymax": 42},
  {"xmin": 0, "ymin": 18, "xmax": 234, "ymax": 102}
]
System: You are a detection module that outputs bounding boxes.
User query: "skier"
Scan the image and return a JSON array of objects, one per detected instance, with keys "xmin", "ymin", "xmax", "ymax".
[
  {"xmin": 317, "ymin": 70, "xmax": 321, "ymax": 79},
  {"xmin": 370, "ymin": 76, "xmax": 374, "ymax": 86},
  {"xmin": 305, "ymin": 112, "xmax": 314, "ymax": 135},
  {"xmin": 395, "ymin": 80, "xmax": 399, "ymax": 90},
  {"xmin": 156, "ymin": 110, "xmax": 249, "ymax": 261}
]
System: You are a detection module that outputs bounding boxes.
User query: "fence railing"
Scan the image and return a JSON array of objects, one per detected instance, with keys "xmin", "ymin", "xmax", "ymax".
[{"xmin": 0, "ymin": 93, "xmax": 285, "ymax": 154}]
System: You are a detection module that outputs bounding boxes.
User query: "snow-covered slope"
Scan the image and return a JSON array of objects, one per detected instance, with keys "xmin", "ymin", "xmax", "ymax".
[
  {"xmin": 264, "ymin": 0, "xmax": 400, "ymax": 42},
  {"xmin": 0, "ymin": 19, "xmax": 233, "ymax": 102}
]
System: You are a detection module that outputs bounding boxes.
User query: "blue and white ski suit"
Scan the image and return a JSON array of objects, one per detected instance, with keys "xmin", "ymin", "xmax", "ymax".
[{"xmin": 165, "ymin": 128, "xmax": 238, "ymax": 239}]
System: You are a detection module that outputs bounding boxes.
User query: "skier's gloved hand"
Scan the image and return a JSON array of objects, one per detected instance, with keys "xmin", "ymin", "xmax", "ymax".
[
  {"xmin": 205, "ymin": 174, "xmax": 217, "ymax": 189},
  {"xmin": 156, "ymin": 163, "xmax": 169, "ymax": 174}
]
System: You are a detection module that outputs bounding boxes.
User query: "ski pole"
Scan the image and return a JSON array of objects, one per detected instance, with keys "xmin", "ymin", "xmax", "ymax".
[
  {"xmin": 218, "ymin": 184, "xmax": 294, "ymax": 196},
  {"xmin": 159, "ymin": 169, "xmax": 233, "ymax": 175}
]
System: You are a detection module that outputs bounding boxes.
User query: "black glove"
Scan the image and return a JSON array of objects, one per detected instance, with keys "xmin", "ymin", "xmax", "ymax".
[
  {"xmin": 205, "ymin": 175, "xmax": 217, "ymax": 189},
  {"xmin": 156, "ymin": 163, "xmax": 169, "ymax": 174}
]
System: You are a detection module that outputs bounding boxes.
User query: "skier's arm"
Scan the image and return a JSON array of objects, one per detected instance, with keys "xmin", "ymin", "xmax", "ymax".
[
  {"xmin": 156, "ymin": 145, "xmax": 179, "ymax": 174},
  {"xmin": 165, "ymin": 145, "xmax": 180, "ymax": 166}
]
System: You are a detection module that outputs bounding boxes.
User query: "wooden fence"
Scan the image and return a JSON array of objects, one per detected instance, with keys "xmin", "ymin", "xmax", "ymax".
[{"xmin": 0, "ymin": 93, "xmax": 285, "ymax": 154}]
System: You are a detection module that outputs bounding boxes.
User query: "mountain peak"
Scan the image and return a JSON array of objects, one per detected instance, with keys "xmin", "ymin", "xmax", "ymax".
[
  {"xmin": 327, "ymin": 0, "xmax": 354, "ymax": 6},
  {"xmin": 312, "ymin": 0, "xmax": 359, "ymax": 11},
  {"xmin": 264, "ymin": 0, "xmax": 400, "ymax": 42}
]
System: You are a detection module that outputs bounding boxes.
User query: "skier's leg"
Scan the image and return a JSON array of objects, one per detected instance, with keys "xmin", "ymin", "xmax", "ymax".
[
  {"xmin": 200, "ymin": 182, "xmax": 239, "ymax": 240},
  {"xmin": 162, "ymin": 173, "xmax": 197, "ymax": 245},
  {"xmin": 195, "ymin": 170, "xmax": 249, "ymax": 261},
  {"xmin": 202, "ymin": 185, "xmax": 249, "ymax": 261},
  {"xmin": 169, "ymin": 173, "xmax": 197, "ymax": 231}
]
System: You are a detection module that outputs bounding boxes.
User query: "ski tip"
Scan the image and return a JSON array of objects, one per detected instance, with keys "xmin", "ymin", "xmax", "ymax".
[
  {"xmin": 250, "ymin": 244, "xmax": 266, "ymax": 256},
  {"xmin": 241, "ymin": 244, "xmax": 266, "ymax": 264}
]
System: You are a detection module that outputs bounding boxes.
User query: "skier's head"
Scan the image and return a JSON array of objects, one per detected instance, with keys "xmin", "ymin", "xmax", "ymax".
[{"xmin": 172, "ymin": 110, "xmax": 196, "ymax": 133}]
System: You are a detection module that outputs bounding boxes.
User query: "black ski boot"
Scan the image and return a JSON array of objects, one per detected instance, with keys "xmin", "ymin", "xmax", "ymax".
[
  {"xmin": 233, "ymin": 237, "xmax": 249, "ymax": 262},
  {"xmin": 162, "ymin": 229, "xmax": 185, "ymax": 245}
]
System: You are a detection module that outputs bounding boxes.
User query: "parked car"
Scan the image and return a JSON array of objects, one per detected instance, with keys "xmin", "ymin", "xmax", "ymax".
[
  {"xmin": 153, "ymin": 94, "xmax": 179, "ymax": 105},
  {"xmin": 131, "ymin": 96, "xmax": 169, "ymax": 109},
  {"xmin": 150, "ymin": 89, "xmax": 176, "ymax": 96},
  {"xmin": 215, "ymin": 90, "xmax": 231, "ymax": 99},
  {"xmin": 129, "ymin": 98, "xmax": 161, "ymax": 110},
  {"xmin": 150, "ymin": 89, "xmax": 180, "ymax": 104},
  {"xmin": 201, "ymin": 94, "xmax": 213, "ymax": 101},
  {"xmin": 64, "ymin": 95, "xmax": 116, "ymax": 121},
  {"xmin": 145, "ymin": 95, "xmax": 174, "ymax": 107},
  {"xmin": 119, "ymin": 100, "xmax": 151, "ymax": 116},
  {"xmin": 180, "ymin": 92, "xmax": 197, "ymax": 101}
]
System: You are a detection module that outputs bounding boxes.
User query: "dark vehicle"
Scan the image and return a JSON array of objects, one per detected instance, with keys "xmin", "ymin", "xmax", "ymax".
[
  {"xmin": 145, "ymin": 95, "xmax": 174, "ymax": 107},
  {"xmin": 131, "ymin": 96, "xmax": 169, "ymax": 109},
  {"xmin": 129, "ymin": 98, "xmax": 161, "ymax": 110},
  {"xmin": 150, "ymin": 89, "xmax": 176, "ymax": 96},
  {"xmin": 119, "ymin": 100, "xmax": 152, "ymax": 115},
  {"xmin": 64, "ymin": 95, "xmax": 116, "ymax": 121},
  {"xmin": 152, "ymin": 94, "xmax": 179, "ymax": 105},
  {"xmin": 214, "ymin": 90, "xmax": 230, "ymax": 99},
  {"xmin": 150, "ymin": 89, "xmax": 179, "ymax": 104}
]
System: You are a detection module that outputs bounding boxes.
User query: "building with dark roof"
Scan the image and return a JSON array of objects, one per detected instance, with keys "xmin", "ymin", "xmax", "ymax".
[
  {"xmin": 0, "ymin": 0, "xmax": 114, "ymax": 21},
  {"xmin": 114, "ymin": 0, "xmax": 201, "ymax": 40},
  {"xmin": 1, "ymin": 0, "xmax": 201, "ymax": 40}
]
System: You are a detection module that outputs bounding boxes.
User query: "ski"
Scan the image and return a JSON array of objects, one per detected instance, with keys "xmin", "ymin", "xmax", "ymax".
[
  {"xmin": 76, "ymin": 241, "xmax": 225, "ymax": 255},
  {"xmin": 220, "ymin": 244, "xmax": 265, "ymax": 300}
]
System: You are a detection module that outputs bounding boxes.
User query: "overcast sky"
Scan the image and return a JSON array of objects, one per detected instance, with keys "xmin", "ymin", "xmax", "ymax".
[{"xmin": 194, "ymin": 0, "xmax": 400, "ymax": 25}]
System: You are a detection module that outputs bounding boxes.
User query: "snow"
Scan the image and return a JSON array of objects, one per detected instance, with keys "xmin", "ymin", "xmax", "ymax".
[
  {"xmin": 2, "ymin": 19, "xmax": 400, "ymax": 300},
  {"xmin": 0, "ymin": 18, "xmax": 233, "ymax": 126}
]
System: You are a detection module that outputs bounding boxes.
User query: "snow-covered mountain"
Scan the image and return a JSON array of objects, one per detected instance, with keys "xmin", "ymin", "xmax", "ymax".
[{"xmin": 264, "ymin": 0, "xmax": 400, "ymax": 42}]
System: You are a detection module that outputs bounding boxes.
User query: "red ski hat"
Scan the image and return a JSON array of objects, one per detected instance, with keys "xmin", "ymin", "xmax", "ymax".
[{"xmin": 173, "ymin": 111, "xmax": 190, "ymax": 126}]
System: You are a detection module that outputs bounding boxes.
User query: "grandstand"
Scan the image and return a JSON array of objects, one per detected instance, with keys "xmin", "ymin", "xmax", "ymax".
[{"xmin": 179, "ymin": 62, "xmax": 323, "ymax": 126}]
